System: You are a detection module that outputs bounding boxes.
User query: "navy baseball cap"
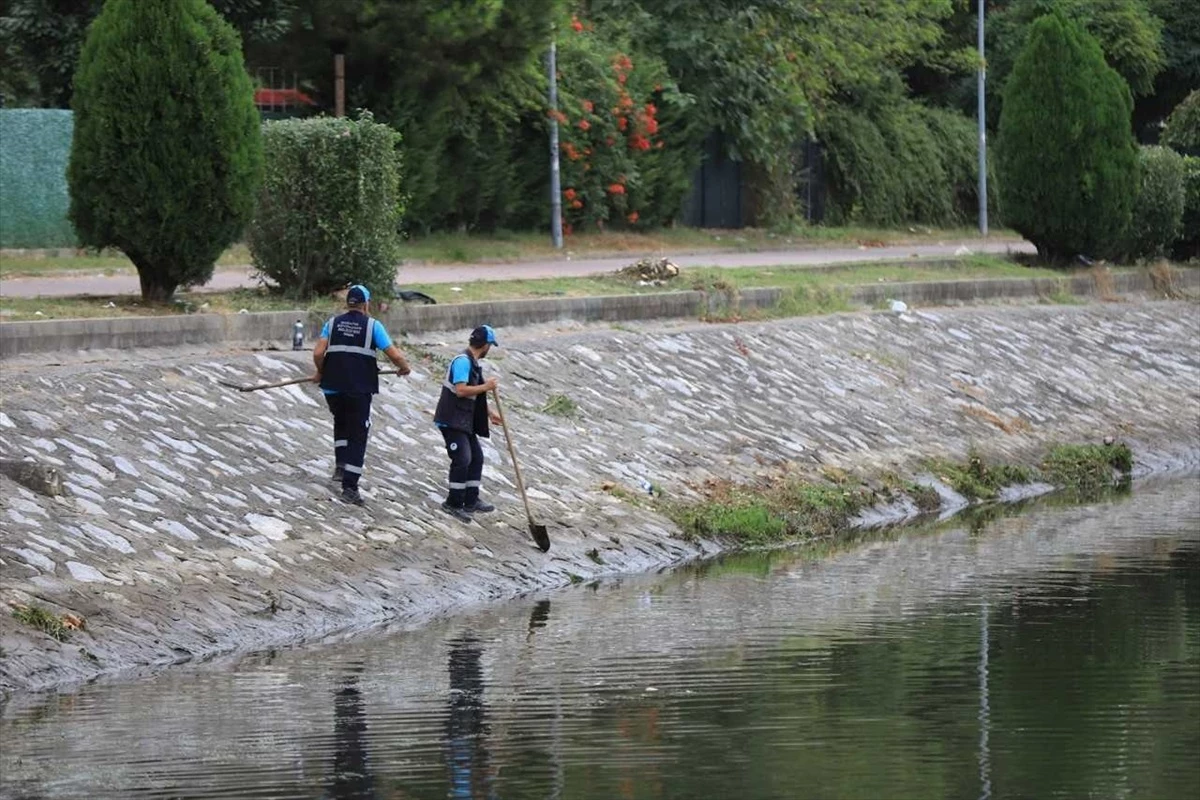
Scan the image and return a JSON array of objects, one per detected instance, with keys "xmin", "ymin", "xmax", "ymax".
[
  {"xmin": 347, "ymin": 284, "xmax": 371, "ymax": 305},
  {"xmin": 469, "ymin": 325, "xmax": 499, "ymax": 346}
]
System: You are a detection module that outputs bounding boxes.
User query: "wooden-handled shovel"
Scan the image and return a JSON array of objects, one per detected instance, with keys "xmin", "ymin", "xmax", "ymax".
[
  {"xmin": 218, "ymin": 369, "xmax": 406, "ymax": 393},
  {"xmin": 491, "ymin": 389, "xmax": 551, "ymax": 553}
]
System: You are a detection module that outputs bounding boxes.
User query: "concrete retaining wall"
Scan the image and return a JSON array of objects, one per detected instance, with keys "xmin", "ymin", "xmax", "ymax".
[
  {"xmin": 0, "ymin": 311, "xmax": 318, "ymax": 359},
  {"xmin": 2, "ymin": 268, "xmax": 1193, "ymax": 358},
  {"xmin": 848, "ymin": 269, "xmax": 1192, "ymax": 306}
]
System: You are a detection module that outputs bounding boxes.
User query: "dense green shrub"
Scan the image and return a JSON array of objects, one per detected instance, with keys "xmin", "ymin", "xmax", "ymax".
[
  {"xmin": 1161, "ymin": 90, "xmax": 1199, "ymax": 156},
  {"xmin": 1123, "ymin": 146, "xmax": 1186, "ymax": 260},
  {"xmin": 67, "ymin": 0, "xmax": 262, "ymax": 302},
  {"xmin": 819, "ymin": 96, "xmax": 992, "ymax": 227},
  {"xmin": 248, "ymin": 114, "xmax": 404, "ymax": 297},
  {"xmin": 1175, "ymin": 156, "xmax": 1200, "ymax": 261},
  {"xmin": 997, "ymin": 13, "xmax": 1137, "ymax": 263}
]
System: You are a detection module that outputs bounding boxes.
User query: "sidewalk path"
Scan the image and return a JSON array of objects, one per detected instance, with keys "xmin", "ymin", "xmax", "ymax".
[{"xmin": 0, "ymin": 239, "xmax": 1032, "ymax": 298}]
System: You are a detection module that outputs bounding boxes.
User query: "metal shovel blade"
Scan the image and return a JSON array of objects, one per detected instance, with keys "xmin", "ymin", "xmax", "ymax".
[{"xmin": 530, "ymin": 523, "xmax": 550, "ymax": 553}]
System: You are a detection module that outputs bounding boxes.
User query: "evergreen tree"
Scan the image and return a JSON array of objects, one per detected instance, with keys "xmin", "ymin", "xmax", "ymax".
[
  {"xmin": 68, "ymin": 0, "xmax": 263, "ymax": 301},
  {"xmin": 997, "ymin": 12, "xmax": 1137, "ymax": 262}
]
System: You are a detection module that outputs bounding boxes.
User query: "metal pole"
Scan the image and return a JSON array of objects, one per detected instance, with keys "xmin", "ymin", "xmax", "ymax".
[
  {"xmin": 548, "ymin": 39, "xmax": 564, "ymax": 249},
  {"xmin": 334, "ymin": 53, "xmax": 345, "ymax": 118},
  {"xmin": 978, "ymin": 0, "xmax": 989, "ymax": 236}
]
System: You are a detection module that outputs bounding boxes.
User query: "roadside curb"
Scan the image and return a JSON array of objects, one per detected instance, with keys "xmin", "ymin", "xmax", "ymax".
[{"xmin": 1, "ymin": 267, "xmax": 1193, "ymax": 359}]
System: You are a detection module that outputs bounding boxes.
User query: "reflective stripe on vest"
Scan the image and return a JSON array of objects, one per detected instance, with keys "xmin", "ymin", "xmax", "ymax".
[
  {"xmin": 326, "ymin": 317, "xmax": 376, "ymax": 356},
  {"xmin": 442, "ymin": 354, "xmax": 469, "ymax": 392}
]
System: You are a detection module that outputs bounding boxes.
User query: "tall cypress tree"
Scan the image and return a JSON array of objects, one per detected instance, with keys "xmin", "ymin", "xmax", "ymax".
[
  {"xmin": 997, "ymin": 12, "xmax": 1137, "ymax": 263},
  {"xmin": 68, "ymin": 0, "xmax": 263, "ymax": 302}
]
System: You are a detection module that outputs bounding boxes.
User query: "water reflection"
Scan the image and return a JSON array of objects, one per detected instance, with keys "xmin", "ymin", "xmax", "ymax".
[
  {"xmin": 1, "ymin": 479, "xmax": 1197, "ymax": 800},
  {"xmin": 977, "ymin": 602, "xmax": 992, "ymax": 800},
  {"xmin": 327, "ymin": 666, "xmax": 376, "ymax": 800},
  {"xmin": 446, "ymin": 635, "xmax": 493, "ymax": 800}
]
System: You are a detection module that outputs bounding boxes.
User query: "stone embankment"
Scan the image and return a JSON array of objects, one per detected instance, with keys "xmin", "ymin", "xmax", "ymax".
[{"xmin": 1, "ymin": 299, "xmax": 1198, "ymax": 695}]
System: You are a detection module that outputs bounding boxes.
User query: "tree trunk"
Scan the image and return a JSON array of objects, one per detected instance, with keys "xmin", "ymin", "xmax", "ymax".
[{"xmin": 131, "ymin": 252, "xmax": 178, "ymax": 303}]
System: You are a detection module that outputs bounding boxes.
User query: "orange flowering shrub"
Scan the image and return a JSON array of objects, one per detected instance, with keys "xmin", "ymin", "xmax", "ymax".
[{"xmin": 552, "ymin": 15, "xmax": 692, "ymax": 231}]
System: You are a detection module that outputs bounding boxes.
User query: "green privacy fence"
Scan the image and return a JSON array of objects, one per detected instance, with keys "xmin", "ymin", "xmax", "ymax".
[{"xmin": 0, "ymin": 109, "xmax": 78, "ymax": 248}]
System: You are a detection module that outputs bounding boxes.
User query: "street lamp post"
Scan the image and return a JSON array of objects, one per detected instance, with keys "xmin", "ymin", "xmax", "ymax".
[{"xmin": 548, "ymin": 38, "xmax": 564, "ymax": 250}]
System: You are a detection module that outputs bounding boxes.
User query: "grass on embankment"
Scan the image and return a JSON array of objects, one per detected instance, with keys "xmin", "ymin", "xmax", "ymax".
[
  {"xmin": 0, "ymin": 255, "xmax": 1065, "ymax": 322},
  {"xmin": 0, "ymin": 225, "xmax": 1015, "ymax": 278},
  {"xmin": 0, "ymin": 244, "xmax": 254, "ymax": 279},
  {"xmin": 0, "ymin": 288, "xmax": 332, "ymax": 321},
  {"xmin": 657, "ymin": 443, "xmax": 1133, "ymax": 547}
]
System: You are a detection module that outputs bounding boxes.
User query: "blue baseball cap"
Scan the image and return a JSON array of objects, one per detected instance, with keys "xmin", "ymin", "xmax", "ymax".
[
  {"xmin": 347, "ymin": 284, "xmax": 371, "ymax": 305},
  {"xmin": 469, "ymin": 325, "xmax": 498, "ymax": 346}
]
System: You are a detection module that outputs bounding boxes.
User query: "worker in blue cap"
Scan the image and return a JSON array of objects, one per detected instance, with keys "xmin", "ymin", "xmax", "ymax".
[
  {"xmin": 433, "ymin": 325, "xmax": 504, "ymax": 522},
  {"xmin": 313, "ymin": 284, "xmax": 411, "ymax": 505}
]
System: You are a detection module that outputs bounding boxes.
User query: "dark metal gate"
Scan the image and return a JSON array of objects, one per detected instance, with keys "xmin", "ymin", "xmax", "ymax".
[{"xmin": 681, "ymin": 132, "xmax": 743, "ymax": 228}]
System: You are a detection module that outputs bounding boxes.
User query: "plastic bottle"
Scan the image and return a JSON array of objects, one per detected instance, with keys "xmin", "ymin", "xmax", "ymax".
[{"xmin": 292, "ymin": 320, "xmax": 304, "ymax": 350}]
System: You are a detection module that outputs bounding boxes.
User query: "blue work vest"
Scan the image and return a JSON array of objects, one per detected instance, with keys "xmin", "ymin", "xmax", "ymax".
[
  {"xmin": 433, "ymin": 351, "xmax": 491, "ymax": 437},
  {"xmin": 320, "ymin": 311, "xmax": 379, "ymax": 395}
]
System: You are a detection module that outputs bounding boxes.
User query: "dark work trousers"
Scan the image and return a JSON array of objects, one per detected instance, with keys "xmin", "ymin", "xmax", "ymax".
[
  {"xmin": 326, "ymin": 393, "xmax": 373, "ymax": 490},
  {"xmin": 441, "ymin": 428, "xmax": 484, "ymax": 508}
]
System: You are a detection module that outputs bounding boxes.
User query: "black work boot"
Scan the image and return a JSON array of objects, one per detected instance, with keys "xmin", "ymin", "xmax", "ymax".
[
  {"xmin": 331, "ymin": 465, "xmax": 345, "ymax": 483},
  {"xmin": 341, "ymin": 486, "xmax": 365, "ymax": 506},
  {"xmin": 441, "ymin": 502, "xmax": 473, "ymax": 523},
  {"xmin": 464, "ymin": 499, "xmax": 495, "ymax": 513}
]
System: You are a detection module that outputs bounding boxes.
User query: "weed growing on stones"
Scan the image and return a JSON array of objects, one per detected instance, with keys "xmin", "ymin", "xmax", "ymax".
[
  {"xmin": 926, "ymin": 449, "xmax": 1036, "ymax": 500},
  {"xmin": 12, "ymin": 604, "xmax": 71, "ymax": 642},
  {"xmin": 1148, "ymin": 262, "xmax": 1193, "ymax": 300},
  {"xmin": 667, "ymin": 476, "xmax": 874, "ymax": 546},
  {"xmin": 542, "ymin": 394, "xmax": 579, "ymax": 417},
  {"xmin": 1043, "ymin": 289, "xmax": 1086, "ymax": 305},
  {"xmin": 660, "ymin": 441, "xmax": 1134, "ymax": 548},
  {"xmin": 878, "ymin": 471, "xmax": 942, "ymax": 513},
  {"xmin": 906, "ymin": 483, "xmax": 942, "ymax": 512},
  {"xmin": 671, "ymin": 498, "xmax": 788, "ymax": 544},
  {"xmin": 1041, "ymin": 443, "xmax": 1133, "ymax": 492},
  {"xmin": 601, "ymin": 482, "xmax": 643, "ymax": 505}
]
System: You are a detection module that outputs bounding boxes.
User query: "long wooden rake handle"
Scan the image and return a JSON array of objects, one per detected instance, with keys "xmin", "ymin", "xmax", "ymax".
[{"xmin": 220, "ymin": 369, "xmax": 404, "ymax": 392}]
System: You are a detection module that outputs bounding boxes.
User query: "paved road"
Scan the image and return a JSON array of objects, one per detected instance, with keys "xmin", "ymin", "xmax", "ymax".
[{"xmin": 0, "ymin": 239, "xmax": 1032, "ymax": 298}]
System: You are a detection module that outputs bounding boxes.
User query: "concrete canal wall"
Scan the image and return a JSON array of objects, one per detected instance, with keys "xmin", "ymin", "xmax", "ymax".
[
  {"xmin": 3, "ymin": 267, "xmax": 1195, "ymax": 358},
  {"xmin": 1, "ymin": 299, "xmax": 1198, "ymax": 694}
]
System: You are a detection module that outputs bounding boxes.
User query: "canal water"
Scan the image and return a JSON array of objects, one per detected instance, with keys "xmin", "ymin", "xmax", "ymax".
[{"xmin": 2, "ymin": 477, "xmax": 1197, "ymax": 800}]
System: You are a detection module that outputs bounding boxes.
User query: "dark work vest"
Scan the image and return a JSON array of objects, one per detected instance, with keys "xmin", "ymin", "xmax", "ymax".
[
  {"xmin": 320, "ymin": 311, "xmax": 379, "ymax": 395},
  {"xmin": 433, "ymin": 351, "xmax": 490, "ymax": 437}
]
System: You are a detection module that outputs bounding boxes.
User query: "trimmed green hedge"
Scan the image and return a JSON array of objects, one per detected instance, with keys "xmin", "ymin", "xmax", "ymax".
[
  {"xmin": 249, "ymin": 114, "xmax": 404, "ymax": 297},
  {"xmin": 0, "ymin": 110, "xmax": 77, "ymax": 248}
]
